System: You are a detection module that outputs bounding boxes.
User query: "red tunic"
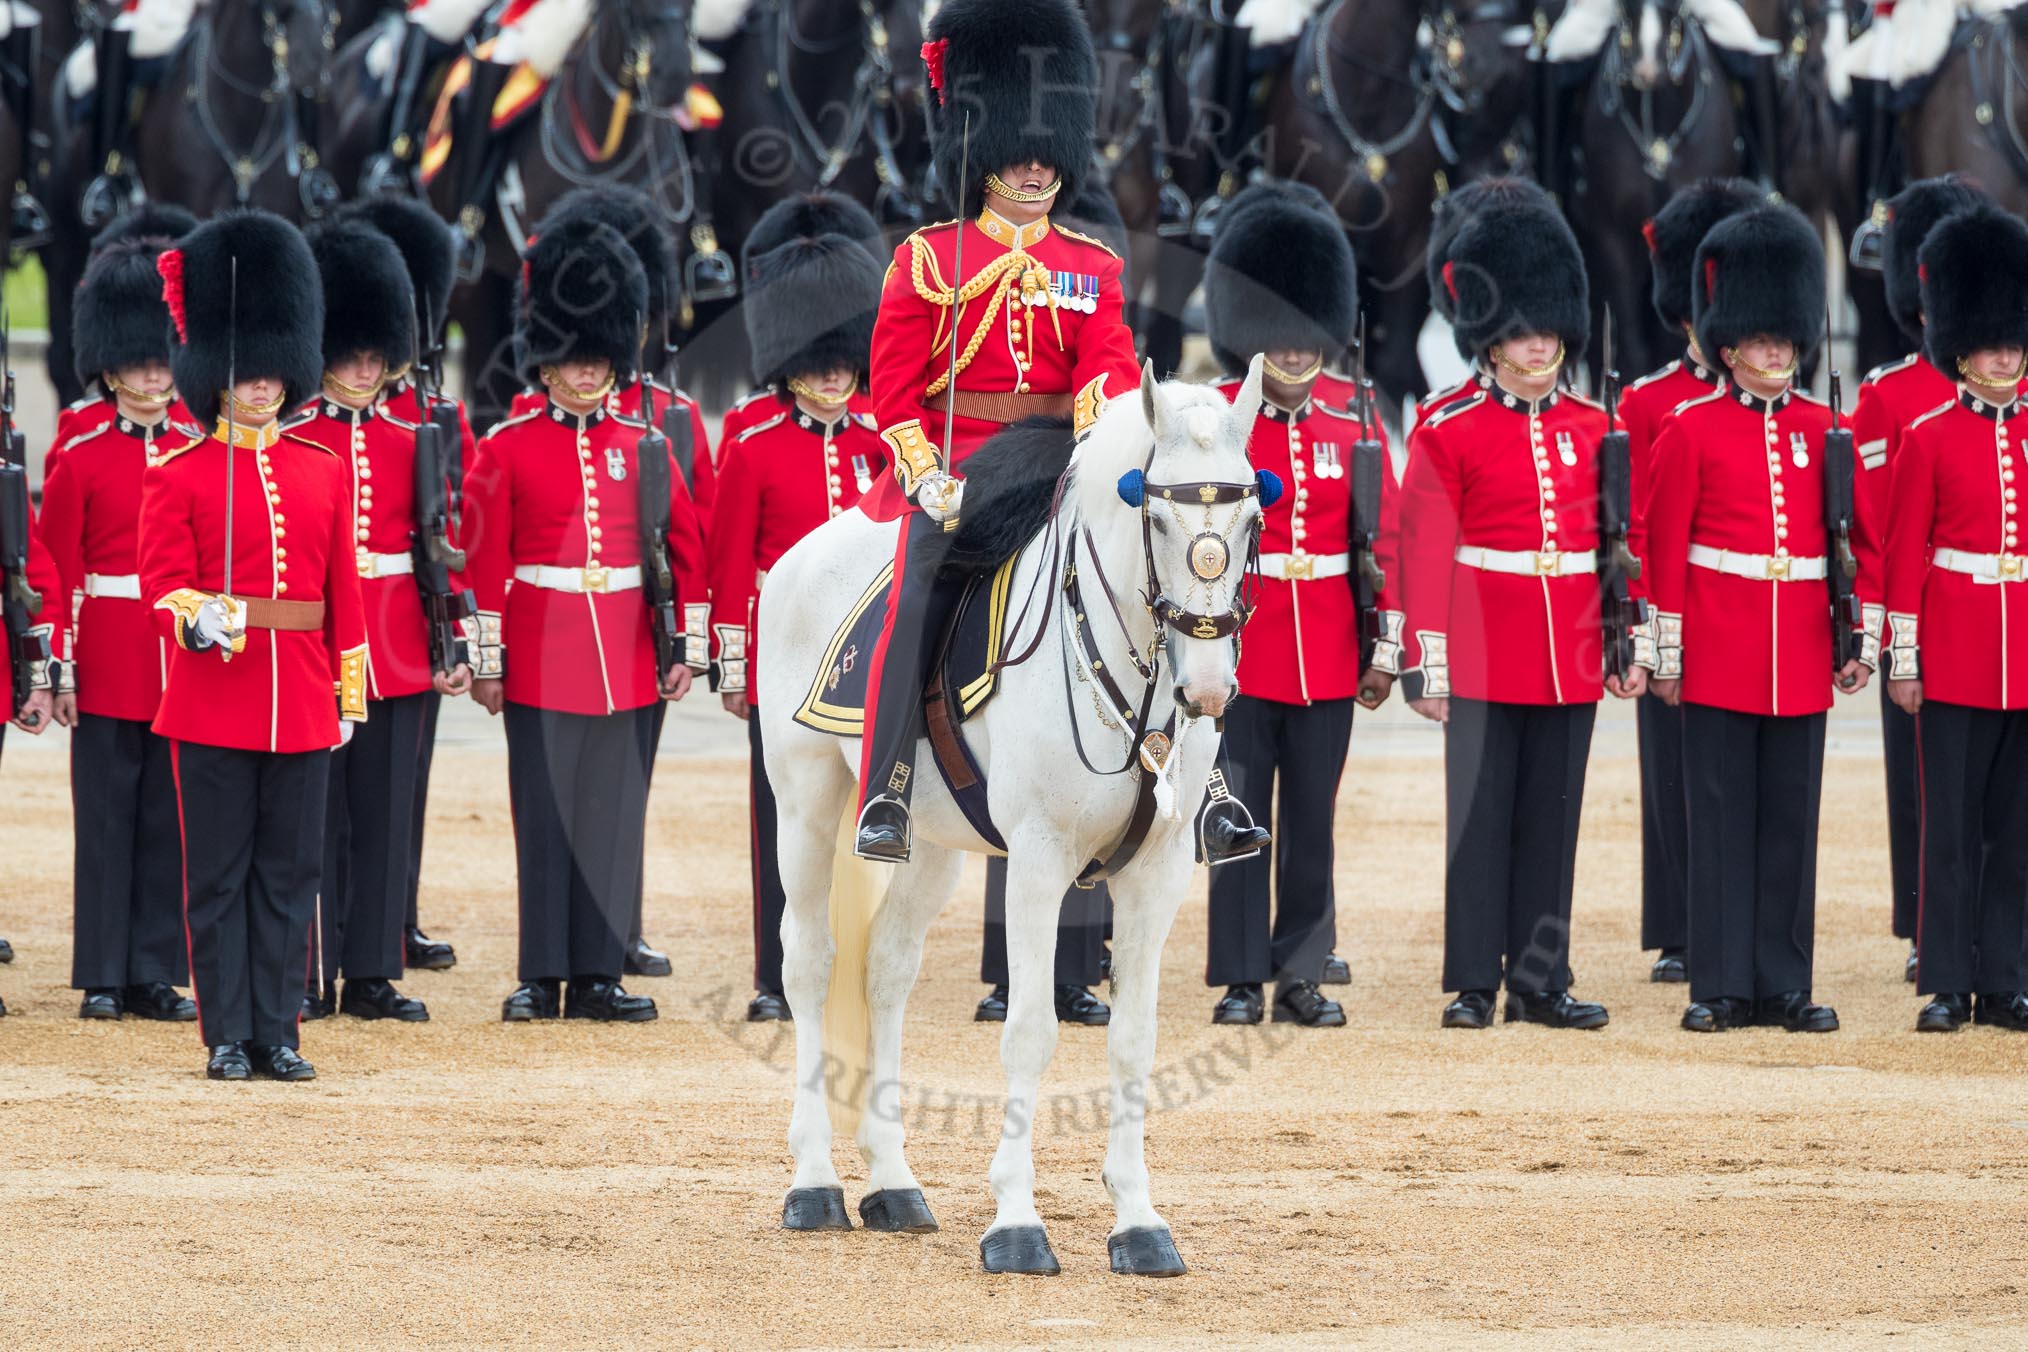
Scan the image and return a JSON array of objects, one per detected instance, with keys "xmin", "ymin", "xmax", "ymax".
[
  {"xmin": 1644, "ymin": 385, "xmax": 1881, "ymax": 717},
  {"xmin": 707, "ymin": 406, "xmax": 885, "ymax": 703},
  {"xmin": 461, "ymin": 398, "xmax": 703, "ymax": 716},
  {"xmin": 1219, "ymin": 381, "xmax": 1396, "ymax": 705},
  {"xmin": 36, "ymin": 413, "xmax": 184, "ymax": 721},
  {"xmin": 721, "ymin": 386, "xmax": 875, "ymax": 448},
  {"xmin": 1852, "ymin": 352, "xmax": 1956, "ymax": 537},
  {"xmin": 49, "ymin": 392, "xmax": 196, "ymax": 465},
  {"xmin": 138, "ymin": 421, "xmax": 369, "ymax": 753},
  {"xmin": 1884, "ymin": 390, "xmax": 2028, "ymax": 708},
  {"xmin": 865, "ymin": 211, "xmax": 1141, "ymax": 519},
  {"xmin": 610, "ymin": 377, "xmax": 719, "ymax": 532},
  {"xmin": 1395, "ymin": 385, "xmax": 1608, "ymax": 706},
  {"xmin": 1621, "ymin": 353, "xmax": 1725, "ymax": 601},
  {"xmin": 1, "ymin": 502, "xmax": 64, "ymax": 717}
]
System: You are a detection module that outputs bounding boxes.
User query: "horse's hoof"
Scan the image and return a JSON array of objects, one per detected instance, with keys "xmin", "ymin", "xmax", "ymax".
[
  {"xmin": 1108, "ymin": 1225, "xmax": 1187, "ymax": 1277},
  {"xmin": 782, "ymin": 1186, "xmax": 852, "ymax": 1231},
  {"xmin": 979, "ymin": 1225, "xmax": 1060, "ymax": 1275},
  {"xmin": 859, "ymin": 1188, "xmax": 938, "ymax": 1233}
]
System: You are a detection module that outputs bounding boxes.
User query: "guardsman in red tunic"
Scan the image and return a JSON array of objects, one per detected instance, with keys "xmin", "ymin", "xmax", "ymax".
[
  {"xmin": 291, "ymin": 217, "xmax": 472, "ymax": 1025},
  {"xmin": 1885, "ymin": 204, "xmax": 2028, "ymax": 1033},
  {"xmin": 1396, "ymin": 200, "xmax": 1637, "ymax": 1032},
  {"xmin": 1196, "ymin": 182, "xmax": 1388, "ymax": 1030},
  {"xmin": 1643, "ymin": 204, "xmax": 1879, "ymax": 1034},
  {"xmin": 1410, "ymin": 177, "xmax": 1554, "ymax": 433},
  {"xmin": 49, "ymin": 207, "xmax": 200, "ymax": 458},
  {"xmin": 462, "ymin": 214, "xmax": 703, "ymax": 1024},
  {"xmin": 1854, "ymin": 175, "xmax": 1989, "ymax": 981},
  {"xmin": 38, "ymin": 233, "xmax": 195, "ymax": 1023},
  {"xmin": 140, "ymin": 211, "xmax": 369, "ymax": 1082},
  {"xmin": 1621, "ymin": 178, "xmax": 1762, "ymax": 985},
  {"xmin": 711, "ymin": 201, "xmax": 887, "ymax": 1022}
]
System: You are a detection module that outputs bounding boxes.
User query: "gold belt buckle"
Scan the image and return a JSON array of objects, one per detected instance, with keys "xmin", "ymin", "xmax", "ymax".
[
  {"xmin": 356, "ymin": 547, "xmax": 374, "ymax": 578},
  {"xmin": 1767, "ymin": 555, "xmax": 1792, "ymax": 581},
  {"xmin": 581, "ymin": 565, "xmax": 610, "ymax": 593},
  {"xmin": 1284, "ymin": 552, "xmax": 1314, "ymax": 580},
  {"xmin": 2003, "ymin": 554, "xmax": 2023, "ymax": 581},
  {"xmin": 1534, "ymin": 549, "xmax": 1561, "ymax": 576}
]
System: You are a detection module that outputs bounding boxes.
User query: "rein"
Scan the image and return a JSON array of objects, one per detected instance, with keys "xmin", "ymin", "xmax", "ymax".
[
  {"xmin": 536, "ymin": 4, "xmax": 697, "ymax": 221},
  {"xmin": 1308, "ymin": 0, "xmax": 1438, "ymax": 184},
  {"xmin": 186, "ymin": 3, "xmax": 304, "ymax": 202},
  {"xmin": 1596, "ymin": 7, "xmax": 1711, "ymax": 179}
]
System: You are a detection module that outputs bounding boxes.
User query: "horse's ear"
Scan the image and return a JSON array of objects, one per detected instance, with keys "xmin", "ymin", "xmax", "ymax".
[
  {"xmin": 1231, "ymin": 353, "xmax": 1266, "ymax": 433},
  {"xmin": 1139, "ymin": 358, "xmax": 1166, "ymax": 440}
]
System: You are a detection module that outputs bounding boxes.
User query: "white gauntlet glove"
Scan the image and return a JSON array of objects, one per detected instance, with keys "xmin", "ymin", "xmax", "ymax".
[
  {"xmin": 191, "ymin": 595, "xmax": 246, "ymax": 656},
  {"xmin": 914, "ymin": 471, "xmax": 965, "ymax": 523}
]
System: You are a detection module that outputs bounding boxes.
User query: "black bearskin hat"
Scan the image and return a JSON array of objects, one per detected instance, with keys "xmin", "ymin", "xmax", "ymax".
[
  {"xmin": 1444, "ymin": 200, "xmax": 1591, "ymax": 363},
  {"xmin": 1645, "ymin": 178, "xmax": 1763, "ymax": 330},
  {"xmin": 923, "ymin": 0, "xmax": 1097, "ymax": 217},
  {"xmin": 743, "ymin": 191, "xmax": 883, "ymax": 277},
  {"xmin": 158, "ymin": 210, "xmax": 324, "ymax": 429},
  {"xmin": 1691, "ymin": 202, "xmax": 1825, "ymax": 364},
  {"xmin": 73, "ymin": 238, "xmax": 177, "ymax": 386},
  {"xmin": 544, "ymin": 185, "xmax": 682, "ymax": 332},
  {"xmin": 90, "ymin": 203, "xmax": 198, "ymax": 256},
  {"xmin": 305, "ymin": 218, "xmax": 416, "ymax": 370},
  {"xmin": 335, "ymin": 195, "xmax": 456, "ymax": 335},
  {"xmin": 1920, "ymin": 203, "xmax": 2028, "ymax": 375},
  {"xmin": 515, "ymin": 215, "xmax": 648, "ymax": 384},
  {"xmin": 1426, "ymin": 177, "xmax": 1551, "ymax": 324},
  {"xmin": 1884, "ymin": 175, "xmax": 1988, "ymax": 343},
  {"xmin": 1203, "ymin": 180, "xmax": 1356, "ymax": 374},
  {"xmin": 744, "ymin": 234, "xmax": 882, "ymax": 388}
]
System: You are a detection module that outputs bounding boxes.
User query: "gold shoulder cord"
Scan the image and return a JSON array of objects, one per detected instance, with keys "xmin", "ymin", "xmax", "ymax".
[{"xmin": 908, "ymin": 234, "xmax": 1037, "ymax": 398}]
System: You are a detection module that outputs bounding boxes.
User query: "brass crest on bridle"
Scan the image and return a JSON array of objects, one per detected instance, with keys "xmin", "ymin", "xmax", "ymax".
[{"xmin": 1189, "ymin": 532, "xmax": 1230, "ymax": 581}]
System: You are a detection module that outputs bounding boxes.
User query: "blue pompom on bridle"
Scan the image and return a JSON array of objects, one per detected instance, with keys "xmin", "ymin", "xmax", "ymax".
[{"xmin": 1117, "ymin": 468, "xmax": 1282, "ymax": 508}]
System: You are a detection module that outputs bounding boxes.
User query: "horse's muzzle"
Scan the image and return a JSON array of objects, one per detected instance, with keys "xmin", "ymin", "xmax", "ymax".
[{"xmin": 1177, "ymin": 683, "xmax": 1235, "ymax": 720}]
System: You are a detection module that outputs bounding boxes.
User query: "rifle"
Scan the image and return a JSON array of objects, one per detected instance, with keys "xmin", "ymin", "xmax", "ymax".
[
  {"xmin": 1348, "ymin": 315, "xmax": 1387, "ymax": 674},
  {"xmin": 414, "ymin": 294, "xmax": 466, "ymax": 527},
  {"xmin": 0, "ymin": 312, "xmax": 43, "ymax": 716},
  {"xmin": 1597, "ymin": 311, "xmax": 1651, "ymax": 683},
  {"xmin": 1823, "ymin": 351, "xmax": 1864, "ymax": 685},
  {"xmin": 634, "ymin": 322, "xmax": 684, "ymax": 683},
  {"xmin": 658, "ymin": 281, "xmax": 694, "ymax": 494},
  {"xmin": 408, "ymin": 308, "xmax": 476, "ymax": 677}
]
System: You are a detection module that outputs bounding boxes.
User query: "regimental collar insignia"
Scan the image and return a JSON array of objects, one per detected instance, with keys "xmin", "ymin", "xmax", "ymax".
[
  {"xmin": 114, "ymin": 414, "xmax": 162, "ymax": 441},
  {"xmin": 322, "ymin": 400, "xmax": 378, "ymax": 423},
  {"xmin": 1732, "ymin": 385, "xmax": 1792, "ymax": 416},
  {"xmin": 1494, "ymin": 386, "xmax": 1560, "ymax": 415},
  {"xmin": 1958, "ymin": 387, "xmax": 2024, "ymax": 421},
  {"xmin": 213, "ymin": 417, "xmax": 281, "ymax": 450},
  {"xmin": 794, "ymin": 407, "xmax": 851, "ymax": 437},
  {"xmin": 547, "ymin": 401, "xmax": 608, "ymax": 428},
  {"xmin": 1685, "ymin": 354, "xmax": 1723, "ymax": 386},
  {"xmin": 1261, "ymin": 397, "xmax": 1313, "ymax": 425},
  {"xmin": 975, "ymin": 208, "xmax": 1051, "ymax": 250}
]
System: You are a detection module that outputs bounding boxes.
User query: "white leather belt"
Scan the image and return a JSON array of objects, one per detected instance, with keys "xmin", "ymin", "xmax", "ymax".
[
  {"xmin": 1258, "ymin": 551, "xmax": 1350, "ymax": 581},
  {"xmin": 1454, "ymin": 545, "xmax": 1597, "ymax": 577},
  {"xmin": 1932, "ymin": 547, "xmax": 2028, "ymax": 583},
  {"xmin": 357, "ymin": 551, "xmax": 414, "ymax": 579},
  {"xmin": 82, "ymin": 572, "xmax": 140, "ymax": 599},
  {"xmin": 513, "ymin": 563, "xmax": 643, "ymax": 594},
  {"xmin": 1687, "ymin": 543, "xmax": 1828, "ymax": 582}
]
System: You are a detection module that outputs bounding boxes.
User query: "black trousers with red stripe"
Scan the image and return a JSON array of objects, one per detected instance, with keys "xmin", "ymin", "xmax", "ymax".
[
  {"xmin": 748, "ymin": 711, "xmax": 786, "ymax": 996},
  {"xmin": 1637, "ymin": 691, "xmax": 1689, "ymax": 952},
  {"xmin": 172, "ymin": 741, "xmax": 329, "ymax": 1049},
  {"xmin": 1881, "ymin": 681, "xmax": 1923, "ymax": 940},
  {"xmin": 1914, "ymin": 700, "xmax": 2028, "ymax": 996},
  {"xmin": 859, "ymin": 509, "xmax": 962, "ymax": 813},
  {"xmin": 313, "ymin": 692, "xmax": 428, "ymax": 992},
  {"xmin": 69, "ymin": 713, "xmax": 186, "ymax": 990}
]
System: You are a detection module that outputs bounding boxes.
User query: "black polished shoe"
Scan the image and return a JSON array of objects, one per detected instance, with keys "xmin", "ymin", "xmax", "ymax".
[
  {"xmin": 1321, "ymin": 953, "xmax": 1350, "ymax": 985},
  {"xmin": 250, "ymin": 1045, "xmax": 316, "ymax": 1081},
  {"xmin": 405, "ymin": 924, "xmax": 457, "ymax": 971},
  {"xmin": 1757, "ymin": 990, "xmax": 1838, "ymax": 1033},
  {"xmin": 300, "ymin": 982, "xmax": 336, "ymax": 1021},
  {"xmin": 974, "ymin": 984, "xmax": 1009, "ymax": 1021},
  {"xmin": 1976, "ymin": 991, "xmax": 2028, "ymax": 1030},
  {"xmin": 79, "ymin": 988, "xmax": 123, "ymax": 1020},
  {"xmin": 1442, "ymin": 990, "xmax": 1496, "ymax": 1029},
  {"xmin": 1506, "ymin": 990, "xmax": 1609, "ymax": 1030},
  {"xmin": 854, "ymin": 797, "xmax": 912, "ymax": 862},
  {"xmin": 124, "ymin": 982, "xmax": 197, "ymax": 1021},
  {"xmin": 565, "ymin": 978, "xmax": 658, "ymax": 1022},
  {"xmin": 1681, "ymin": 996, "xmax": 1754, "ymax": 1032},
  {"xmin": 1917, "ymin": 992, "xmax": 1972, "ymax": 1032},
  {"xmin": 501, "ymin": 979, "xmax": 561, "ymax": 1022},
  {"xmin": 0, "ymin": 936, "xmax": 13, "ymax": 962},
  {"xmin": 623, "ymin": 939, "xmax": 673, "ymax": 978},
  {"xmin": 1212, "ymin": 983, "xmax": 1264, "ymax": 1025},
  {"xmin": 206, "ymin": 1042, "xmax": 251, "ymax": 1081},
  {"xmin": 747, "ymin": 990, "xmax": 792, "ymax": 1021},
  {"xmin": 1274, "ymin": 979, "xmax": 1347, "ymax": 1027},
  {"xmin": 341, "ymin": 978, "xmax": 429, "ymax": 1022},
  {"xmin": 1056, "ymin": 984, "xmax": 1111, "ymax": 1025},
  {"xmin": 1198, "ymin": 799, "xmax": 1270, "ymax": 866},
  {"xmin": 1649, "ymin": 948, "xmax": 1688, "ymax": 983},
  {"xmin": 1905, "ymin": 944, "xmax": 1919, "ymax": 983}
]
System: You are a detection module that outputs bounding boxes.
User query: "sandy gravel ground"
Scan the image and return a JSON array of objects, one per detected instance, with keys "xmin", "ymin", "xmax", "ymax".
[{"xmin": 0, "ymin": 696, "xmax": 2024, "ymax": 1348}]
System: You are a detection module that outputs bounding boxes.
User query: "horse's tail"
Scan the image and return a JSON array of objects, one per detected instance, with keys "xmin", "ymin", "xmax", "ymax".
[{"xmin": 822, "ymin": 804, "xmax": 886, "ymax": 1139}]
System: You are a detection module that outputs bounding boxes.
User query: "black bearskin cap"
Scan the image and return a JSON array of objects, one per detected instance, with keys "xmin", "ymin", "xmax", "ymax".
[
  {"xmin": 1203, "ymin": 180, "xmax": 1356, "ymax": 374},
  {"xmin": 1691, "ymin": 202, "xmax": 1825, "ymax": 363},
  {"xmin": 1920, "ymin": 203, "xmax": 2028, "ymax": 374},
  {"xmin": 305, "ymin": 218, "xmax": 416, "ymax": 369},
  {"xmin": 1884, "ymin": 175, "xmax": 1988, "ymax": 342},
  {"xmin": 1426, "ymin": 177, "xmax": 1551, "ymax": 324},
  {"xmin": 743, "ymin": 191, "xmax": 883, "ymax": 277},
  {"xmin": 544, "ymin": 185, "xmax": 682, "ymax": 331},
  {"xmin": 334, "ymin": 195, "xmax": 457, "ymax": 334},
  {"xmin": 745, "ymin": 234, "xmax": 882, "ymax": 388},
  {"xmin": 73, "ymin": 238, "xmax": 177, "ymax": 385},
  {"xmin": 160, "ymin": 210, "xmax": 324, "ymax": 429},
  {"xmin": 1445, "ymin": 200, "xmax": 1591, "ymax": 363},
  {"xmin": 1645, "ymin": 178, "xmax": 1763, "ymax": 330},
  {"xmin": 515, "ymin": 216, "xmax": 648, "ymax": 384},
  {"xmin": 924, "ymin": 0, "xmax": 1097, "ymax": 217},
  {"xmin": 90, "ymin": 203, "xmax": 198, "ymax": 256}
]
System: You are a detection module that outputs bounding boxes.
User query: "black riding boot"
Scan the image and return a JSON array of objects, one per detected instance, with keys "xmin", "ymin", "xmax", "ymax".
[
  {"xmin": 446, "ymin": 60, "xmax": 513, "ymax": 281},
  {"xmin": 294, "ymin": 81, "xmax": 339, "ymax": 217},
  {"xmin": 682, "ymin": 124, "xmax": 735, "ymax": 302},
  {"xmin": 4, "ymin": 20, "xmax": 47, "ymax": 244},
  {"xmin": 854, "ymin": 515, "xmax": 963, "ymax": 862},
  {"xmin": 361, "ymin": 23, "xmax": 436, "ymax": 196},
  {"xmin": 1196, "ymin": 767, "xmax": 1270, "ymax": 867},
  {"xmin": 80, "ymin": 25, "xmax": 139, "ymax": 229}
]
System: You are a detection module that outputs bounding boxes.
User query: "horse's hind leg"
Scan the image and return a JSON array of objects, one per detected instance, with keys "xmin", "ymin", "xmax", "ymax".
[{"xmin": 855, "ymin": 843, "xmax": 963, "ymax": 1234}]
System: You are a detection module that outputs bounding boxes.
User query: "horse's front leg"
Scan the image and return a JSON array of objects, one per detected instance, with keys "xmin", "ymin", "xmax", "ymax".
[
  {"xmin": 775, "ymin": 752, "xmax": 853, "ymax": 1231},
  {"xmin": 982, "ymin": 838, "xmax": 1080, "ymax": 1275},
  {"xmin": 1100, "ymin": 845, "xmax": 1193, "ymax": 1277}
]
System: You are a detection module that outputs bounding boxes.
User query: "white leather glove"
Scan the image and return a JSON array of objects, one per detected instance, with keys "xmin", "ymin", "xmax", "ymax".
[
  {"xmin": 338, "ymin": 719, "xmax": 356, "ymax": 747},
  {"xmin": 191, "ymin": 595, "xmax": 245, "ymax": 655},
  {"xmin": 915, "ymin": 472, "xmax": 964, "ymax": 523}
]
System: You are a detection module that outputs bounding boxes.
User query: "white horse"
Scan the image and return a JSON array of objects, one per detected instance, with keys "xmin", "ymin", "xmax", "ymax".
[{"xmin": 755, "ymin": 359, "xmax": 1270, "ymax": 1276}]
